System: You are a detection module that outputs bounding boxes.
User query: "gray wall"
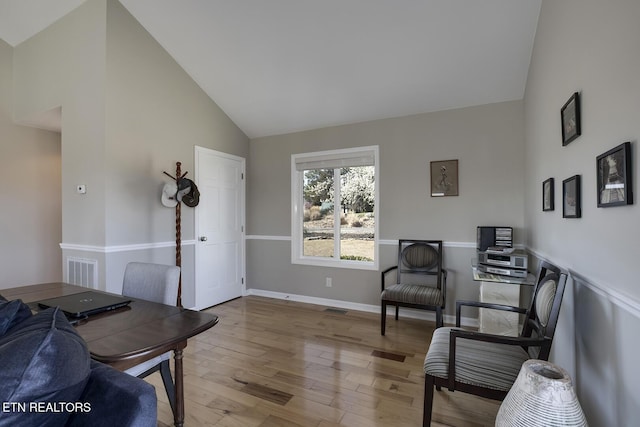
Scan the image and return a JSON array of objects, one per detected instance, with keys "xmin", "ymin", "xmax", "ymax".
[
  {"xmin": 13, "ymin": 0, "xmax": 107, "ymax": 248},
  {"xmin": 5, "ymin": 1, "xmax": 638, "ymax": 423},
  {"xmin": 247, "ymin": 100, "xmax": 526, "ymax": 317},
  {"xmin": 10, "ymin": 0, "xmax": 249, "ymax": 302},
  {"xmin": 525, "ymin": 1, "xmax": 640, "ymax": 425},
  {"xmin": 0, "ymin": 40, "xmax": 62, "ymax": 289},
  {"xmin": 102, "ymin": 0, "xmax": 249, "ymax": 304}
]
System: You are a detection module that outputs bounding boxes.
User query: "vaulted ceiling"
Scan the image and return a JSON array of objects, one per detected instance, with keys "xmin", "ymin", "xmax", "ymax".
[{"xmin": 0, "ymin": 0, "xmax": 541, "ymax": 138}]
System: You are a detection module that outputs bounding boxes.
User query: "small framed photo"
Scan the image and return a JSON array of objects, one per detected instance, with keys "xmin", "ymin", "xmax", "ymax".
[
  {"xmin": 561, "ymin": 92, "xmax": 581, "ymax": 146},
  {"xmin": 430, "ymin": 159, "xmax": 458, "ymax": 197},
  {"xmin": 543, "ymin": 178, "xmax": 554, "ymax": 211},
  {"xmin": 597, "ymin": 141, "xmax": 632, "ymax": 207},
  {"xmin": 563, "ymin": 175, "xmax": 581, "ymax": 218}
]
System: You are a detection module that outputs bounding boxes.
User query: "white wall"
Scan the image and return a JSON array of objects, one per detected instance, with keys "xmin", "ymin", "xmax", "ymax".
[{"xmin": 525, "ymin": 1, "xmax": 640, "ymax": 425}]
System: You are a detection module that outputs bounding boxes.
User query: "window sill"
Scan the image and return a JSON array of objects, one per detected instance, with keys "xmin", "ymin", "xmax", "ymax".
[{"xmin": 292, "ymin": 257, "xmax": 378, "ymax": 271}]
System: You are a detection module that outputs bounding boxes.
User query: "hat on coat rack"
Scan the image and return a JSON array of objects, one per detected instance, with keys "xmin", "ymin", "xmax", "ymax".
[
  {"xmin": 176, "ymin": 178, "xmax": 191, "ymax": 201},
  {"xmin": 177, "ymin": 177, "xmax": 200, "ymax": 207},
  {"xmin": 161, "ymin": 181, "xmax": 178, "ymax": 208}
]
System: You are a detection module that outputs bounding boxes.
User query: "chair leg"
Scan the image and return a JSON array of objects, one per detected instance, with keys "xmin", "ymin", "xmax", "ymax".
[
  {"xmin": 436, "ymin": 307, "xmax": 442, "ymax": 328},
  {"xmin": 423, "ymin": 374, "xmax": 435, "ymax": 427},
  {"xmin": 395, "ymin": 305, "xmax": 399, "ymax": 320},
  {"xmin": 381, "ymin": 301, "xmax": 386, "ymax": 335},
  {"xmin": 160, "ymin": 359, "xmax": 176, "ymax": 415}
]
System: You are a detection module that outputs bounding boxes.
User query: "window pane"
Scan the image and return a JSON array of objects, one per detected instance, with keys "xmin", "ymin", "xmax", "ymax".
[
  {"xmin": 292, "ymin": 146, "xmax": 378, "ymax": 269},
  {"xmin": 339, "ymin": 166, "xmax": 375, "ymax": 261},
  {"xmin": 303, "ymin": 169, "xmax": 334, "ymax": 258}
]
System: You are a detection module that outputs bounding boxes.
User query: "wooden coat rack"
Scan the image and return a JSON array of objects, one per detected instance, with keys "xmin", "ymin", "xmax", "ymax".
[{"xmin": 163, "ymin": 161, "xmax": 187, "ymax": 307}]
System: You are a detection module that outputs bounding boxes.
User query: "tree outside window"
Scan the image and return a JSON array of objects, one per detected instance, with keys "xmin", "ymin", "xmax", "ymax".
[{"xmin": 292, "ymin": 147, "xmax": 378, "ymax": 269}]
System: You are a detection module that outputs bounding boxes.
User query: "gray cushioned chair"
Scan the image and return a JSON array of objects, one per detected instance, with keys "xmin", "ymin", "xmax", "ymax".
[
  {"xmin": 381, "ymin": 239, "xmax": 447, "ymax": 334},
  {"xmin": 122, "ymin": 262, "xmax": 180, "ymax": 415},
  {"xmin": 422, "ymin": 260, "xmax": 567, "ymax": 426}
]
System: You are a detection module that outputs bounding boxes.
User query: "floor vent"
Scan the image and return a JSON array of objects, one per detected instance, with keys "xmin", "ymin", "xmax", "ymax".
[
  {"xmin": 324, "ymin": 307, "xmax": 348, "ymax": 315},
  {"xmin": 66, "ymin": 257, "xmax": 98, "ymax": 288}
]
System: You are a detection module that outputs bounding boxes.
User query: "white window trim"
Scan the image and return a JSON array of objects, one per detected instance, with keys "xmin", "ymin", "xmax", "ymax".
[{"xmin": 291, "ymin": 145, "xmax": 379, "ymax": 270}]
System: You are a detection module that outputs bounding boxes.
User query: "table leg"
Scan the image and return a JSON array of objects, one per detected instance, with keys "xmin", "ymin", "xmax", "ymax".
[{"xmin": 173, "ymin": 343, "xmax": 186, "ymax": 427}]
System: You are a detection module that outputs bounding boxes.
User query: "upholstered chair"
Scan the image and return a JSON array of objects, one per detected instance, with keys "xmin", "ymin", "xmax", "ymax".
[
  {"xmin": 122, "ymin": 262, "xmax": 180, "ymax": 414},
  {"xmin": 381, "ymin": 239, "xmax": 447, "ymax": 334},
  {"xmin": 422, "ymin": 260, "xmax": 567, "ymax": 426}
]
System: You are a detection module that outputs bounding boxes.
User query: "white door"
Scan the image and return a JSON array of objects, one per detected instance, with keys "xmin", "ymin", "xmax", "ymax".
[{"xmin": 194, "ymin": 146, "xmax": 245, "ymax": 310}]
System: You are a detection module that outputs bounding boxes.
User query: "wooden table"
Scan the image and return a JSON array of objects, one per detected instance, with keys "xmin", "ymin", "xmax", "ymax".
[{"xmin": 2, "ymin": 282, "xmax": 219, "ymax": 427}]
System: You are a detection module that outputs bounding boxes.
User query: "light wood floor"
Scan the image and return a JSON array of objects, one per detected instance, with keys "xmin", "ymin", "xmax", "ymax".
[{"xmin": 147, "ymin": 296, "xmax": 500, "ymax": 426}]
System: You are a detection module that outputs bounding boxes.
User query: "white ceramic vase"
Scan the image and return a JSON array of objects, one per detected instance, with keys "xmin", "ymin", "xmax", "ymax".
[{"xmin": 495, "ymin": 359, "xmax": 587, "ymax": 427}]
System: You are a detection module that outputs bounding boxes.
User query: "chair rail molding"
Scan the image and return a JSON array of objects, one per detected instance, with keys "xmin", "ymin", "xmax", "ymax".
[
  {"xmin": 245, "ymin": 235, "xmax": 291, "ymax": 241},
  {"xmin": 245, "ymin": 235, "xmax": 479, "ymax": 249},
  {"xmin": 60, "ymin": 241, "xmax": 196, "ymax": 253},
  {"xmin": 526, "ymin": 246, "xmax": 640, "ymax": 319},
  {"xmin": 569, "ymin": 269, "xmax": 640, "ymax": 318}
]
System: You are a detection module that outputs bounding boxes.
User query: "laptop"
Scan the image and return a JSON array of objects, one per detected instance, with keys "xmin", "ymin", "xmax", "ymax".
[{"xmin": 37, "ymin": 291, "xmax": 132, "ymax": 318}]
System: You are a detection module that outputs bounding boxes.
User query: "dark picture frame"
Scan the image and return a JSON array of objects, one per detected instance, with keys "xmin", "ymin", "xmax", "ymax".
[
  {"xmin": 430, "ymin": 159, "xmax": 458, "ymax": 197},
  {"xmin": 561, "ymin": 92, "xmax": 581, "ymax": 146},
  {"xmin": 562, "ymin": 175, "xmax": 581, "ymax": 218},
  {"xmin": 543, "ymin": 178, "xmax": 554, "ymax": 211},
  {"xmin": 597, "ymin": 141, "xmax": 633, "ymax": 207}
]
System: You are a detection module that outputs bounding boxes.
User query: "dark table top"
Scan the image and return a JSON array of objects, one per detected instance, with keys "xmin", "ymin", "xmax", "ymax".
[{"xmin": 2, "ymin": 282, "xmax": 219, "ymax": 370}]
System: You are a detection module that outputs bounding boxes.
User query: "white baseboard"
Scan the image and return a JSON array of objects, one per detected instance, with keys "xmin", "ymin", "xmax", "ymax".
[{"xmin": 245, "ymin": 288, "xmax": 477, "ymax": 328}]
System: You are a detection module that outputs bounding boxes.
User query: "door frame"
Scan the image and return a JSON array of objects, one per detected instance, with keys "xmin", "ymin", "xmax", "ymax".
[{"xmin": 194, "ymin": 146, "xmax": 246, "ymax": 308}]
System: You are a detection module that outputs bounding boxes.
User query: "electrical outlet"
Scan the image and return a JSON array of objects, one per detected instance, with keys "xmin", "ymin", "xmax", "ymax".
[{"xmin": 325, "ymin": 277, "xmax": 332, "ymax": 287}]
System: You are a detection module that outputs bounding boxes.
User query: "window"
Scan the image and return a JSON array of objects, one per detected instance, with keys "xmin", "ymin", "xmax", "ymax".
[{"xmin": 291, "ymin": 146, "xmax": 379, "ymax": 269}]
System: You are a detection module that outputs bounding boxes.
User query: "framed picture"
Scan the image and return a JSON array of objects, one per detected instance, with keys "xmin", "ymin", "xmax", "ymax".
[
  {"xmin": 597, "ymin": 141, "xmax": 633, "ymax": 207},
  {"xmin": 561, "ymin": 92, "xmax": 581, "ymax": 146},
  {"xmin": 543, "ymin": 178, "xmax": 554, "ymax": 211},
  {"xmin": 430, "ymin": 159, "xmax": 458, "ymax": 197},
  {"xmin": 562, "ymin": 175, "xmax": 581, "ymax": 218}
]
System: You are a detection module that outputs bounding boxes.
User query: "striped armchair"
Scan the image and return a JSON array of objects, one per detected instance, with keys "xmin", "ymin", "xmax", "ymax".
[
  {"xmin": 381, "ymin": 240, "xmax": 447, "ymax": 335},
  {"xmin": 422, "ymin": 260, "xmax": 567, "ymax": 426}
]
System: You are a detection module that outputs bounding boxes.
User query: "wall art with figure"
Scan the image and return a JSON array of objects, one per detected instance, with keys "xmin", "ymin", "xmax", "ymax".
[
  {"xmin": 597, "ymin": 141, "xmax": 632, "ymax": 207},
  {"xmin": 430, "ymin": 159, "xmax": 458, "ymax": 197}
]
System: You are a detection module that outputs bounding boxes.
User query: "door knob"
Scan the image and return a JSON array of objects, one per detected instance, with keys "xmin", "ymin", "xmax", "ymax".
[{"xmin": 199, "ymin": 236, "xmax": 208, "ymax": 242}]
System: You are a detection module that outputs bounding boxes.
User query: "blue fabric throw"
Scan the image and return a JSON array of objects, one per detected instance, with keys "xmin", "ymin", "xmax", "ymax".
[{"xmin": 0, "ymin": 295, "xmax": 157, "ymax": 427}]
